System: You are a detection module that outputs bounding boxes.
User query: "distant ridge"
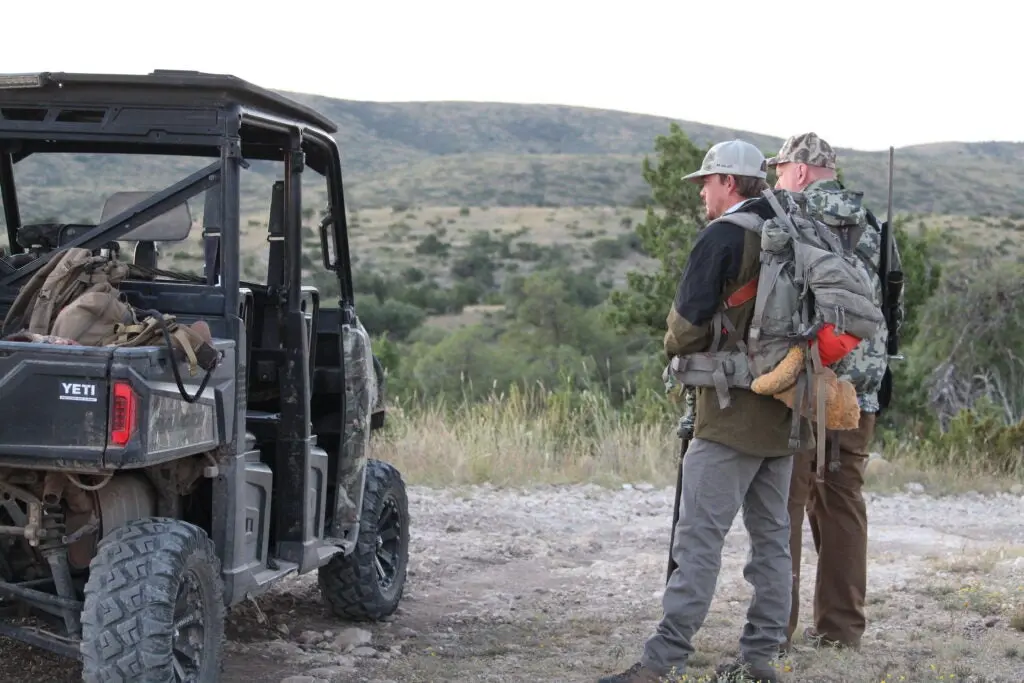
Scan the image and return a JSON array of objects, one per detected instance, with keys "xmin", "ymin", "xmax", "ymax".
[{"xmin": 10, "ymin": 90, "xmax": 1024, "ymax": 219}]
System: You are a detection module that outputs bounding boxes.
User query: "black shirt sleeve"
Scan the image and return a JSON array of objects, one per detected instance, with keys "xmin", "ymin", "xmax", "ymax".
[{"xmin": 673, "ymin": 219, "xmax": 747, "ymax": 326}]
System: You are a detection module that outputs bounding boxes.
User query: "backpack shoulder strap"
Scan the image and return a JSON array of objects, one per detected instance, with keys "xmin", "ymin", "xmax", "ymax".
[
  {"xmin": 706, "ymin": 210, "xmax": 764, "ymax": 235},
  {"xmin": 2, "ymin": 249, "xmax": 84, "ymax": 335},
  {"xmin": 26, "ymin": 247, "xmax": 104, "ymax": 335}
]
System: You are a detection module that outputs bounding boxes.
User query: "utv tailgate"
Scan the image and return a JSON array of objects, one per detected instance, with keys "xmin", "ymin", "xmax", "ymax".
[{"xmin": 0, "ymin": 341, "xmax": 114, "ymax": 467}]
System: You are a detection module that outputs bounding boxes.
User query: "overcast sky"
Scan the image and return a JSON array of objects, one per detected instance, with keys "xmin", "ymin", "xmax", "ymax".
[{"xmin": 3, "ymin": 0, "xmax": 1018, "ymax": 151}]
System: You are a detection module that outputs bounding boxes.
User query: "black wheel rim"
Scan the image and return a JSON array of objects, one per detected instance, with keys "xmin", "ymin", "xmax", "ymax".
[
  {"xmin": 375, "ymin": 495, "xmax": 403, "ymax": 593},
  {"xmin": 171, "ymin": 569, "xmax": 205, "ymax": 683}
]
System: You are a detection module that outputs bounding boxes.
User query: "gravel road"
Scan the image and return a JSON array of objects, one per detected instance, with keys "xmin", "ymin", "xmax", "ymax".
[{"xmin": 2, "ymin": 482, "xmax": 1023, "ymax": 682}]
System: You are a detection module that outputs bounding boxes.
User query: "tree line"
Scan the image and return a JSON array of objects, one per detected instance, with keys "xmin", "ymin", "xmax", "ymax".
[{"xmin": 362, "ymin": 125, "xmax": 1024, "ymax": 476}]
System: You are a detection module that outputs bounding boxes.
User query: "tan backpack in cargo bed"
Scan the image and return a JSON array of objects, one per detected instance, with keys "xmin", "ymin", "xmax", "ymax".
[
  {"xmin": 2, "ymin": 247, "xmax": 132, "ymax": 340},
  {"xmin": 2, "ymin": 248, "xmax": 220, "ymax": 389}
]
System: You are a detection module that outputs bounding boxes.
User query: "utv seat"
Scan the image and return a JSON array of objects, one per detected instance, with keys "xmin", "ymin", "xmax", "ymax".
[
  {"xmin": 99, "ymin": 191, "xmax": 192, "ymax": 281},
  {"xmin": 133, "ymin": 241, "xmax": 159, "ymax": 270}
]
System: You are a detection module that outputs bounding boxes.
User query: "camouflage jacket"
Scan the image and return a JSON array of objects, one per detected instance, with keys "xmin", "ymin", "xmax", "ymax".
[{"xmin": 803, "ymin": 179, "xmax": 905, "ymax": 413}]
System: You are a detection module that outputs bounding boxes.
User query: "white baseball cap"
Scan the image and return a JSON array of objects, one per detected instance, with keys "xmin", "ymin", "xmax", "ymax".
[{"xmin": 682, "ymin": 139, "xmax": 768, "ymax": 183}]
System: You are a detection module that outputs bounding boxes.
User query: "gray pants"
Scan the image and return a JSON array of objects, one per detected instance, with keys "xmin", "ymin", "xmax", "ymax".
[{"xmin": 642, "ymin": 437, "xmax": 793, "ymax": 674}]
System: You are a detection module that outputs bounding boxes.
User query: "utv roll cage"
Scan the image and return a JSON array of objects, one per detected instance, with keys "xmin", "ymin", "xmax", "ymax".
[{"xmin": 0, "ymin": 69, "xmax": 354, "ymax": 310}]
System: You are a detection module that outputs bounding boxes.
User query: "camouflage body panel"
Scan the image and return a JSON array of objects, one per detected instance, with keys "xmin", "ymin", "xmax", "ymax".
[
  {"xmin": 332, "ymin": 317, "xmax": 378, "ymax": 532},
  {"xmin": 804, "ymin": 179, "xmax": 904, "ymax": 413},
  {"xmin": 148, "ymin": 392, "xmax": 217, "ymax": 453}
]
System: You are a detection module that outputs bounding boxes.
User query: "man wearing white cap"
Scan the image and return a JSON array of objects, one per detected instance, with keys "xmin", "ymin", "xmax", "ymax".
[{"xmin": 599, "ymin": 140, "xmax": 806, "ymax": 683}]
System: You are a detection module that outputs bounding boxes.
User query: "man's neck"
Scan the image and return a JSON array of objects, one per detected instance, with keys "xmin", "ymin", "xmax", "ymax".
[
  {"xmin": 802, "ymin": 172, "xmax": 839, "ymax": 193},
  {"xmin": 723, "ymin": 195, "xmax": 752, "ymax": 215}
]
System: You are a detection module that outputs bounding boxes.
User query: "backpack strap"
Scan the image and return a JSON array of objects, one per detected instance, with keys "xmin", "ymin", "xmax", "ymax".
[
  {"xmin": 109, "ymin": 315, "xmax": 200, "ymax": 376},
  {"xmin": 762, "ymin": 190, "xmax": 807, "ymax": 278},
  {"xmin": 809, "ymin": 339, "xmax": 828, "ymax": 481},
  {"xmin": 1, "ymin": 249, "xmax": 75, "ymax": 336},
  {"xmin": 828, "ymin": 430, "xmax": 842, "ymax": 474},
  {"xmin": 706, "ymin": 210, "xmax": 764, "ymax": 355},
  {"xmin": 709, "ymin": 211, "xmax": 763, "ymax": 235},
  {"xmin": 725, "ymin": 277, "xmax": 758, "ymax": 309}
]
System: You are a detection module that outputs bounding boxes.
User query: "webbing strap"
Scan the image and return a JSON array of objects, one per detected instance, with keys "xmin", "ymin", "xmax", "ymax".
[
  {"xmin": 828, "ymin": 430, "xmax": 841, "ymax": 474},
  {"xmin": 710, "ymin": 311, "xmax": 724, "ymax": 353},
  {"xmin": 725, "ymin": 277, "xmax": 758, "ymax": 309},
  {"xmin": 720, "ymin": 314, "xmax": 747, "ymax": 355},
  {"xmin": 173, "ymin": 327, "xmax": 200, "ymax": 376},
  {"xmin": 762, "ymin": 189, "xmax": 807, "ymax": 288},
  {"xmin": 788, "ymin": 372, "xmax": 806, "ymax": 451},
  {"xmin": 748, "ymin": 261, "xmax": 781, "ymax": 361},
  {"xmin": 711, "ymin": 362, "xmax": 731, "ymax": 410},
  {"xmin": 809, "ymin": 338, "xmax": 828, "ymax": 482}
]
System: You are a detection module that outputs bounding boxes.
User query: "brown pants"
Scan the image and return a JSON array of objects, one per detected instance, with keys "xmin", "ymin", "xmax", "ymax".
[{"xmin": 786, "ymin": 411, "xmax": 875, "ymax": 649}]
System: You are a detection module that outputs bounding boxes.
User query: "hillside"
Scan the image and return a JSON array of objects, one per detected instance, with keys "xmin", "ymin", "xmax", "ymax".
[
  {"xmin": 286, "ymin": 94, "xmax": 1024, "ymax": 217},
  {"xmin": 4, "ymin": 92, "xmax": 1023, "ymax": 223}
]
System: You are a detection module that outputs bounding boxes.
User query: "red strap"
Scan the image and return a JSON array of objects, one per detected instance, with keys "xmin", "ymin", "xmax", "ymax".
[{"xmin": 725, "ymin": 277, "xmax": 758, "ymax": 309}]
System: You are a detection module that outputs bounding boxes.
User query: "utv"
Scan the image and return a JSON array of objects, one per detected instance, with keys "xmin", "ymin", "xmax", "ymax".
[{"xmin": 0, "ymin": 70, "xmax": 409, "ymax": 681}]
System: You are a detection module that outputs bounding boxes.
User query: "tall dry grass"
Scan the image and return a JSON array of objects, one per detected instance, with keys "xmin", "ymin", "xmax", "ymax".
[
  {"xmin": 372, "ymin": 384, "xmax": 1023, "ymax": 493},
  {"xmin": 375, "ymin": 383, "xmax": 679, "ymax": 487}
]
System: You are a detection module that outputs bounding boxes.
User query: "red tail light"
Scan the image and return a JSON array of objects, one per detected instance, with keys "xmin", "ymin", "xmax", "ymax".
[{"xmin": 111, "ymin": 381, "xmax": 137, "ymax": 447}]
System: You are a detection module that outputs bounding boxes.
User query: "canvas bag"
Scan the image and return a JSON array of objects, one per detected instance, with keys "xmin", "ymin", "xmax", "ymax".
[
  {"xmin": 4, "ymin": 248, "xmax": 219, "ymax": 385},
  {"xmin": 2, "ymin": 247, "xmax": 131, "ymax": 338}
]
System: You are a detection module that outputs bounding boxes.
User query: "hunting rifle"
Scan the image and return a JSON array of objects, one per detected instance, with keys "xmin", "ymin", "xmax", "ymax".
[{"xmin": 877, "ymin": 146, "xmax": 905, "ymax": 411}]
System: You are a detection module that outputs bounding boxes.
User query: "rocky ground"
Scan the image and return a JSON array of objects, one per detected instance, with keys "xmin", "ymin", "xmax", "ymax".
[{"xmin": 2, "ymin": 481, "xmax": 1023, "ymax": 682}]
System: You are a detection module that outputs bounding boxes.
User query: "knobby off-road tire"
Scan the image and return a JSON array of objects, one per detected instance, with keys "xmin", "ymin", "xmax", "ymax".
[
  {"xmin": 318, "ymin": 459, "xmax": 409, "ymax": 621},
  {"xmin": 80, "ymin": 518, "xmax": 225, "ymax": 683}
]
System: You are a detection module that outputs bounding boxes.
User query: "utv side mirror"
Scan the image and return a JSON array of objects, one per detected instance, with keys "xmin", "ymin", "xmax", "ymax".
[{"xmin": 318, "ymin": 214, "xmax": 337, "ymax": 272}]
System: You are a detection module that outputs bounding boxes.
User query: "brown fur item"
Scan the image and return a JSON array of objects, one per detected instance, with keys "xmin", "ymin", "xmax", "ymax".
[
  {"xmin": 772, "ymin": 366, "xmax": 860, "ymax": 430},
  {"xmin": 751, "ymin": 345, "xmax": 804, "ymax": 395}
]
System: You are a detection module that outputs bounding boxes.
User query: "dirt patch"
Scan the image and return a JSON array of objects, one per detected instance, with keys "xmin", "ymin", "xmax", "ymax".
[{"xmin": 1, "ymin": 484, "xmax": 1023, "ymax": 682}]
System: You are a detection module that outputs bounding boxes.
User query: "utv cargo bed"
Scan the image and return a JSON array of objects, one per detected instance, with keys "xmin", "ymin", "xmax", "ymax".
[{"xmin": 0, "ymin": 338, "xmax": 233, "ymax": 470}]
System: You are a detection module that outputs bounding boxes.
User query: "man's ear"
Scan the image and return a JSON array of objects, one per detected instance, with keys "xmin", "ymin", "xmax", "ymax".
[{"xmin": 797, "ymin": 163, "xmax": 810, "ymax": 186}]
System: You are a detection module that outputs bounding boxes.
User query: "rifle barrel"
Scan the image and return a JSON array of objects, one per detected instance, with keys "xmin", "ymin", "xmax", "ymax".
[
  {"xmin": 886, "ymin": 146, "xmax": 894, "ymax": 231},
  {"xmin": 880, "ymin": 147, "xmax": 894, "ymax": 285}
]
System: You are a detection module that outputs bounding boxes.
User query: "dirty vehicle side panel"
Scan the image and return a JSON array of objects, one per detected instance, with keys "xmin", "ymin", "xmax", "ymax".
[
  {"xmin": 0, "ymin": 342, "xmax": 114, "ymax": 467},
  {"xmin": 105, "ymin": 340, "xmax": 236, "ymax": 468},
  {"xmin": 0, "ymin": 338, "xmax": 235, "ymax": 469}
]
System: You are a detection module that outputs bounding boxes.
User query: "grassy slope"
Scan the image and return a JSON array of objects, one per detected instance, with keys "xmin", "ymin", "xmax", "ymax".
[{"xmin": 153, "ymin": 205, "xmax": 1024, "ymax": 307}]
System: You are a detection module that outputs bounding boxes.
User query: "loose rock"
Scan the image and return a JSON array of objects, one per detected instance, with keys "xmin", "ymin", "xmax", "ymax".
[{"xmin": 332, "ymin": 627, "xmax": 372, "ymax": 650}]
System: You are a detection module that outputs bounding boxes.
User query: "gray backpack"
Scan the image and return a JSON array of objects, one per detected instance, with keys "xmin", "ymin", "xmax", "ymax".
[{"xmin": 668, "ymin": 188, "xmax": 885, "ymax": 466}]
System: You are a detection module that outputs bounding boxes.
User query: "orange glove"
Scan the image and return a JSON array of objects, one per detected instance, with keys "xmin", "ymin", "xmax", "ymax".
[{"xmin": 815, "ymin": 323, "xmax": 860, "ymax": 366}]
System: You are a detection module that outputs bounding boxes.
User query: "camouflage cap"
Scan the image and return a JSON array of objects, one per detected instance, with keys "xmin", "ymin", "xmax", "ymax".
[
  {"xmin": 766, "ymin": 132, "xmax": 836, "ymax": 169},
  {"xmin": 682, "ymin": 139, "xmax": 767, "ymax": 183}
]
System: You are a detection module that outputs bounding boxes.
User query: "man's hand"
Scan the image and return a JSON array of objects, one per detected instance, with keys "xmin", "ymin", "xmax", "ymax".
[
  {"xmin": 677, "ymin": 386, "xmax": 696, "ymax": 438},
  {"xmin": 662, "ymin": 362, "xmax": 676, "ymax": 393}
]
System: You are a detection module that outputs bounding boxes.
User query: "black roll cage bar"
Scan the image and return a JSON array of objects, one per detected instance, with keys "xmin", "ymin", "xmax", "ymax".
[
  {"xmin": 0, "ymin": 161, "xmax": 222, "ymax": 285},
  {"xmin": 0, "ymin": 102, "xmax": 356, "ymax": 318}
]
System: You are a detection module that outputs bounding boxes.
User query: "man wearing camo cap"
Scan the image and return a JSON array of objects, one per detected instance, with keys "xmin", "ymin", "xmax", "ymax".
[
  {"xmin": 598, "ymin": 139, "xmax": 806, "ymax": 683},
  {"xmin": 769, "ymin": 132, "xmax": 905, "ymax": 653},
  {"xmin": 769, "ymin": 131, "xmax": 838, "ymax": 172}
]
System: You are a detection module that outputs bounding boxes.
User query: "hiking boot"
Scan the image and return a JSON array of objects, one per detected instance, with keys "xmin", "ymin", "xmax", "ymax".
[
  {"xmin": 714, "ymin": 658, "xmax": 779, "ymax": 683},
  {"xmin": 802, "ymin": 626, "xmax": 858, "ymax": 650},
  {"xmin": 597, "ymin": 661, "xmax": 668, "ymax": 683}
]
